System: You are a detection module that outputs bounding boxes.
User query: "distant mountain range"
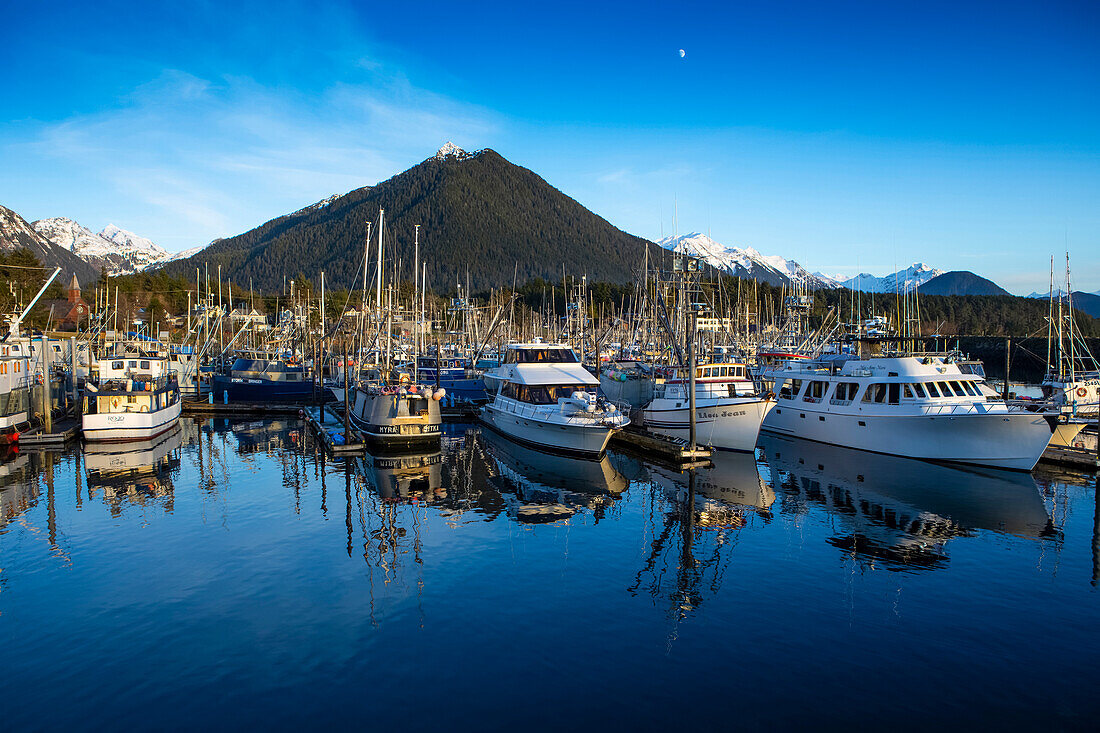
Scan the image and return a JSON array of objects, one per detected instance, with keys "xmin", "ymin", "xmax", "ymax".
[
  {"xmin": 655, "ymin": 232, "xmax": 952, "ymax": 293},
  {"xmin": 656, "ymin": 232, "xmax": 838, "ymax": 288},
  {"xmin": 0, "ymin": 205, "xmax": 100, "ymax": 282},
  {"xmin": 32, "ymin": 217, "xmax": 174, "ymax": 275},
  {"xmin": 3, "ymin": 144, "xmax": 1064, "ymax": 301},
  {"xmin": 1024, "ymin": 290, "xmax": 1100, "ymax": 319}
]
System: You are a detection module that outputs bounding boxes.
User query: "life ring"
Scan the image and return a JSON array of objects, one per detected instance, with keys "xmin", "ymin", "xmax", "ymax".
[
  {"xmin": 399, "ymin": 374, "xmax": 410, "ymax": 384},
  {"xmin": 111, "ymin": 397, "xmax": 121, "ymax": 409},
  {"xmin": 1077, "ymin": 387, "xmax": 1088, "ymax": 397}
]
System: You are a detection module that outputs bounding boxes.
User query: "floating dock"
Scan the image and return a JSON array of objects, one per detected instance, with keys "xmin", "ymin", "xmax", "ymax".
[
  {"xmin": 19, "ymin": 415, "xmax": 81, "ymax": 447},
  {"xmin": 1040, "ymin": 444, "xmax": 1099, "ymax": 471},
  {"xmin": 182, "ymin": 401, "xmax": 307, "ymax": 417},
  {"xmin": 611, "ymin": 426, "xmax": 713, "ymax": 467},
  {"xmin": 303, "ymin": 405, "xmax": 366, "ymax": 455}
]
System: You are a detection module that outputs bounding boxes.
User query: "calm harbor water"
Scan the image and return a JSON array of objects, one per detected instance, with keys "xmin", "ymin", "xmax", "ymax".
[{"xmin": 1, "ymin": 418, "xmax": 1098, "ymax": 729}]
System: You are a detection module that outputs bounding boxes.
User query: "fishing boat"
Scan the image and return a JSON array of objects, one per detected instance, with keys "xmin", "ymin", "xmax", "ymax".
[
  {"xmin": 82, "ymin": 355, "xmax": 182, "ymax": 442},
  {"xmin": 640, "ymin": 361, "xmax": 775, "ymax": 452},
  {"xmin": 414, "ymin": 354, "xmax": 488, "ymax": 404},
  {"xmin": 211, "ymin": 356, "xmax": 314, "ymax": 402},
  {"xmin": 480, "ymin": 341, "xmax": 628, "ymax": 456},
  {"xmin": 346, "ymin": 379, "xmax": 443, "ymax": 449},
  {"xmin": 761, "ymin": 352, "xmax": 1056, "ymax": 471}
]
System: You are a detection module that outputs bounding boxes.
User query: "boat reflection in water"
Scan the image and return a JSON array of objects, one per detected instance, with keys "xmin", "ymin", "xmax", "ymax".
[
  {"xmin": 479, "ymin": 426, "xmax": 627, "ymax": 523},
  {"xmin": 228, "ymin": 418, "xmax": 302, "ymax": 455},
  {"xmin": 0, "ymin": 451, "xmax": 34, "ymax": 528},
  {"xmin": 361, "ymin": 450, "xmax": 445, "ymax": 504},
  {"xmin": 632, "ymin": 454, "xmax": 772, "ymax": 629},
  {"xmin": 759, "ymin": 433, "xmax": 1057, "ymax": 571},
  {"xmin": 84, "ymin": 425, "xmax": 185, "ymax": 515},
  {"xmin": 649, "ymin": 451, "xmax": 775, "ymax": 527}
]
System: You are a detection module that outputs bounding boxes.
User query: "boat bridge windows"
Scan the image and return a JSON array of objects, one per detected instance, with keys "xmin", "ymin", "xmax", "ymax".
[
  {"xmin": 504, "ymin": 348, "xmax": 578, "ymax": 364},
  {"xmin": 696, "ymin": 364, "xmax": 746, "ymax": 379},
  {"xmin": 502, "ymin": 382, "xmax": 590, "ymax": 404}
]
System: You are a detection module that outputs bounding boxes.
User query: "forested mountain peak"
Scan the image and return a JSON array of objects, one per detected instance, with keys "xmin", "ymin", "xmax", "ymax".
[{"xmin": 159, "ymin": 146, "xmax": 651, "ymax": 290}]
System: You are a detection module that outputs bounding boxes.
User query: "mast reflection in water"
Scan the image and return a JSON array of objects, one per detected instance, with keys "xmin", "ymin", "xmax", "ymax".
[{"xmin": 0, "ymin": 418, "xmax": 1096, "ymax": 729}]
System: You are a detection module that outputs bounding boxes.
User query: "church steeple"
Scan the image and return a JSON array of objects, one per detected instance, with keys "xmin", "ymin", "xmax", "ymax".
[{"xmin": 67, "ymin": 273, "xmax": 81, "ymax": 303}]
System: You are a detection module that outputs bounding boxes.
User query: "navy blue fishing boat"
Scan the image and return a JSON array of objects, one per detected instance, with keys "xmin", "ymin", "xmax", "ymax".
[{"xmin": 211, "ymin": 358, "xmax": 315, "ymax": 402}]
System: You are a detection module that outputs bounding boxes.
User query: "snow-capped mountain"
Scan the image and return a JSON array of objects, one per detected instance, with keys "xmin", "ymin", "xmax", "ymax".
[
  {"xmin": 836, "ymin": 263, "xmax": 943, "ymax": 293},
  {"xmin": 32, "ymin": 217, "xmax": 171, "ymax": 275},
  {"xmin": 655, "ymin": 232, "xmax": 948, "ymax": 294},
  {"xmin": 100, "ymin": 224, "xmax": 170, "ymax": 270},
  {"xmin": 434, "ymin": 141, "xmax": 476, "ymax": 161},
  {"xmin": 0, "ymin": 205, "xmax": 99, "ymax": 281},
  {"xmin": 656, "ymin": 232, "xmax": 840, "ymax": 289}
]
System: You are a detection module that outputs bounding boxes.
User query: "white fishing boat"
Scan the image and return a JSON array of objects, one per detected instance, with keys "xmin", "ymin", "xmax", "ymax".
[
  {"xmin": 640, "ymin": 361, "xmax": 775, "ymax": 452},
  {"xmin": 762, "ymin": 353, "xmax": 1056, "ymax": 471},
  {"xmin": 480, "ymin": 342, "xmax": 628, "ymax": 456},
  {"xmin": 82, "ymin": 355, "xmax": 182, "ymax": 443}
]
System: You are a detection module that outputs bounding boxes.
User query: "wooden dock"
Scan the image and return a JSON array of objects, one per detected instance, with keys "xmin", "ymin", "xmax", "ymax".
[
  {"xmin": 182, "ymin": 400, "xmax": 307, "ymax": 417},
  {"xmin": 19, "ymin": 415, "xmax": 81, "ymax": 447},
  {"xmin": 1040, "ymin": 444, "xmax": 1099, "ymax": 472},
  {"xmin": 303, "ymin": 405, "xmax": 366, "ymax": 456},
  {"xmin": 611, "ymin": 426, "xmax": 713, "ymax": 467}
]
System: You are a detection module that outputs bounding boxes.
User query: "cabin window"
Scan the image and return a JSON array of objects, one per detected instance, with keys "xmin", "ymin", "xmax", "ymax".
[
  {"xmin": 129, "ymin": 361, "xmax": 137, "ymax": 368},
  {"xmin": 140, "ymin": 361, "xmax": 150, "ymax": 370},
  {"xmin": 14, "ymin": 363, "xmax": 19, "ymax": 372},
  {"xmin": 923, "ymin": 382, "xmax": 939, "ymax": 398},
  {"xmin": 960, "ymin": 381, "xmax": 977, "ymax": 396},
  {"xmin": 832, "ymin": 382, "xmax": 858, "ymax": 402},
  {"xmin": 803, "ymin": 380, "xmax": 827, "ymax": 402},
  {"xmin": 903, "ymin": 384, "xmax": 914, "ymax": 399},
  {"xmin": 912, "ymin": 383, "xmax": 926, "ymax": 398},
  {"xmin": 779, "ymin": 378, "xmax": 803, "ymax": 400},
  {"xmin": 862, "ymin": 384, "xmax": 888, "ymax": 403},
  {"xmin": 935, "ymin": 381, "xmax": 951, "ymax": 397},
  {"xmin": 888, "ymin": 383, "xmax": 900, "ymax": 405}
]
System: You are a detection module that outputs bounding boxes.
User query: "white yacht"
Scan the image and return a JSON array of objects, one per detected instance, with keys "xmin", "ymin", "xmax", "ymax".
[
  {"xmin": 480, "ymin": 342, "xmax": 628, "ymax": 456},
  {"xmin": 762, "ymin": 353, "xmax": 1056, "ymax": 471},
  {"xmin": 640, "ymin": 361, "xmax": 775, "ymax": 452},
  {"xmin": 82, "ymin": 355, "xmax": 182, "ymax": 442}
]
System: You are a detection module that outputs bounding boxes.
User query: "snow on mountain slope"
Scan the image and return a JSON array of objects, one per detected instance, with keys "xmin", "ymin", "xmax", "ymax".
[
  {"xmin": 837, "ymin": 263, "xmax": 943, "ymax": 293},
  {"xmin": 33, "ymin": 217, "xmax": 172, "ymax": 275},
  {"xmin": 656, "ymin": 232, "xmax": 839, "ymax": 289},
  {"xmin": 100, "ymin": 224, "xmax": 170, "ymax": 270}
]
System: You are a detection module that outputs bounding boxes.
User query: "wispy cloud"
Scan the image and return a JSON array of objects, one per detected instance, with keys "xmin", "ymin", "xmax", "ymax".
[{"xmin": 5, "ymin": 66, "xmax": 500, "ymax": 250}]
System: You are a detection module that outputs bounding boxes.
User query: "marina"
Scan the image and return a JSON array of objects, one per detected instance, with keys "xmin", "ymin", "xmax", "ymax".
[
  {"xmin": 4, "ymin": 3, "xmax": 1100, "ymax": 725},
  {"xmin": 1, "ymin": 417, "xmax": 1098, "ymax": 728}
]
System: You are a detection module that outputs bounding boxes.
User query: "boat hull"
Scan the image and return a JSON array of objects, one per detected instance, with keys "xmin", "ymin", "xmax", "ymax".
[
  {"xmin": 761, "ymin": 405, "xmax": 1054, "ymax": 471},
  {"xmin": 642, "ymin": 396, "xmax": 775, "ymax": 452},
  {"xmin": 211, "ymin": 375, "xmax": 315, "ymax": 403},
  {"xmin": 347, "ymin": 389, "xmax": 442, "ymax": 450},
  {"xmin": 82, "ymin": 400, "xmax": 182, "ymax": 443},
  {"xmin": 480, "ymin": 404, "xmax": 619, "ymax": 457}
]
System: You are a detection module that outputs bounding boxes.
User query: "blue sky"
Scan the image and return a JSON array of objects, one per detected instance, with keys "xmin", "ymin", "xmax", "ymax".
[{"xmin": 1, "ymin": 0, "xmax": 1097, "ymax": 294}]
